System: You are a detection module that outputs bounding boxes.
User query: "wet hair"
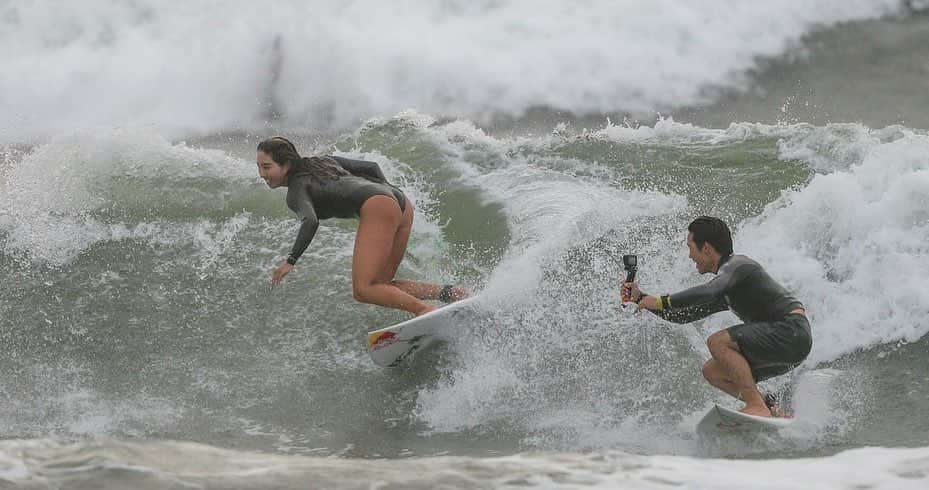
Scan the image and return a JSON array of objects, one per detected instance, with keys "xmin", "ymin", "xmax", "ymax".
[
  {"xmin": 688, "ymin": 216, "xmax": 733, "ymax": 257},
  {"xmin": 256, "ymin": 136, "xmax": 349, "ymax": 181}
]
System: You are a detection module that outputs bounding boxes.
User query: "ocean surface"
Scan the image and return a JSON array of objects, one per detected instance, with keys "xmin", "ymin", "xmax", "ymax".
[{"xmin": 1, "ymin": 1, "xmax": 928, "ymax": 488}]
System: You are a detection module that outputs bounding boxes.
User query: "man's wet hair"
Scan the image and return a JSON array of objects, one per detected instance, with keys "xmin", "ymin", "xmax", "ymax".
[{"xmin": 688, "ymin": 216, "xmax": 733, "ymax": 256}]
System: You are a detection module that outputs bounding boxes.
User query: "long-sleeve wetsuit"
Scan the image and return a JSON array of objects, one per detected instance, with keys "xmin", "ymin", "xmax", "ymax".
[
  {"xmin": 647, "ymin": 255, "xmax": 803, "ymax": 324},
  {"xmin": 643, "ymin": 254, "xmax": 811, "ymax": 382},
  {"xmin": 284, "ymin": 156, "xmax": 406, "ymax": 262}
]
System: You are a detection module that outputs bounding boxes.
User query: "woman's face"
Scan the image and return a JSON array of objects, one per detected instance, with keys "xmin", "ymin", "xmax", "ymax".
[{"xmin": 257, "ymin": 150, "xmax": 290, "ymax": 188}]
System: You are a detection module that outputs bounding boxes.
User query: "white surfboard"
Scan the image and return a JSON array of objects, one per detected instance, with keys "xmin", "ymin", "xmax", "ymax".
[
  {"xmin": 697, "ymin": 403, "xmax": 793, "ymax": 433},
  {"xmin": 366, "ymin": 296, "xmax": 481, "ymax": 367}
]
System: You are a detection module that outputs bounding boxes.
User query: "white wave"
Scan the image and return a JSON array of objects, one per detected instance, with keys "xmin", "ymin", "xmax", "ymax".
[
  {"xmin": 0, "ymin": 439, "xmax": 927, "ymax": 489},
  {"xmin": 568, "ymin": 117, "xmax": 929, "ymax": 362},
  {"xmin": 740, "ymin": 128, "xmax": 929, "ymax": 362},
  {"xmin": 0, "ymin": 129, "xmax": 254, "ymax": 264},
  {"xmin": 392, "ymin": 115, "xmax": 928, "ymax": 445},
  {"xmin": 406, "ymin": 114, "xmax": 695, "ymax": 440},
  {"xmin": 398, "ymin": 112, "xmax": 687, "ymax": 301},
  {"xmin": 0, "ymin": 0, "xmax": 901, "ymax": 140}
]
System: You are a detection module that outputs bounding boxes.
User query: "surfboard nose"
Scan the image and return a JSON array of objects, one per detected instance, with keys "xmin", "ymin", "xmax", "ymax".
[{"xmin": 368, "ymin": 331, "xmax": 398, "ymax": 349}]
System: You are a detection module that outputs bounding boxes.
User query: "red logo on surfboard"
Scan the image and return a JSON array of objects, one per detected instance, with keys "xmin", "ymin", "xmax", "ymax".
[{"xmin": 369, "ymin": 331, "xmax": 399, "ymax": 350}]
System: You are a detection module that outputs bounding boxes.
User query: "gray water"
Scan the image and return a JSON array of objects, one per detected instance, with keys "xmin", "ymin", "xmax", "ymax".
[{"xmin": 1, "ymin": 2, "xmax": 929, "ymax": 489}]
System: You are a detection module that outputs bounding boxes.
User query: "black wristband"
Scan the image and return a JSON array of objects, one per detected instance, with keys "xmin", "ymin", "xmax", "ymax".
[
  {"xmin": 286, "ymin": 255, "xmax": 298, "ymax": 266},
  {"xmin": 438, "ymin": 285, "xmax": 454, "ymax": 303}
]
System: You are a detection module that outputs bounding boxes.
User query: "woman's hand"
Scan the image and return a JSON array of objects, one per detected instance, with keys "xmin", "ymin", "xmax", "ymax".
[{"xmin": 271, "ymin": 261, "xmax": 293, "ymax": 288}]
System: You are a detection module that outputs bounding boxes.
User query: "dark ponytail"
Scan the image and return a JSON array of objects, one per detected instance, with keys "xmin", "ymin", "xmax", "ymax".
[{"xmin": 256, "ymin": 137, "xmax": 349, "ymax": 181}]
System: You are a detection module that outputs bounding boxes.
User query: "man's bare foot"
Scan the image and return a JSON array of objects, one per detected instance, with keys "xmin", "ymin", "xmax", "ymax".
[
  {"xmin": 740, "ymin": 404, "xmax": 773, "ymax": 418},
  {"xmin": 763, "ymin": 392, "xmax": 790, "ymax": 418},
  {"xmin": 768, "ymin": 406, "xmax": 791, "ymax": 418}
]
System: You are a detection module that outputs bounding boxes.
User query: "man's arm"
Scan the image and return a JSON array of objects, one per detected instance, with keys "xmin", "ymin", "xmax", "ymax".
[
  {"xmin": 663, "ymin": 274, "xmax": 731, "ymax": 310},
  {"xmin": 624, "ymin": 280, "xmax": 729, "ymax": 324},
  {"xmin": 647, "ymin": 298, "xmax": 729, "ymax": 324},
  {"xmin": 328, "ymin": 155, "xmax": 387, "ymax": 183}
]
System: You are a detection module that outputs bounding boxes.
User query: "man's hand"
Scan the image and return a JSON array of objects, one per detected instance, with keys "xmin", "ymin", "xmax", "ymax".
[
  {"xmin": 636, "ymin": 295, "xmax": 659, "ymax": 311},
  {"xmin": 621, "ymin": 281, "xmax": 642, "ymax": 303}
]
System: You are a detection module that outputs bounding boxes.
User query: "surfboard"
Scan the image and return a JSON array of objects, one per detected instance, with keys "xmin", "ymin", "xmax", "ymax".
[
  {"xmin": 697, "ymin": 403, "xmax": 793, "ymax": 433},
  {"xmin": 366, "ymin": 296, "xmax": 481, "ymax": 367}
]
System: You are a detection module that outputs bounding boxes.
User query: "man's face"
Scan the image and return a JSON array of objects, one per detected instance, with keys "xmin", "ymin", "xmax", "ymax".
[{"xmin": 687, "ymin": 232, "xmax": 716, "ymax": 274}]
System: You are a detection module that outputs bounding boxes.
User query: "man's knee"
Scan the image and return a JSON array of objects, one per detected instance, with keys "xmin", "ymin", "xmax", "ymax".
[
  {"xmin": 707, "ymin": 330, "xmax": 737, "ymax": 355},
  {"xmin": 702, "ymin": 360, "xmax": 715, "ymax": 382}
]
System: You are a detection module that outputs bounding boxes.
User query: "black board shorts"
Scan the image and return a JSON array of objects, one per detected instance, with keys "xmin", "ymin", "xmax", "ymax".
[{"xmin": 727, "ymin": 313, "xmax": 812, "ymax": 382}]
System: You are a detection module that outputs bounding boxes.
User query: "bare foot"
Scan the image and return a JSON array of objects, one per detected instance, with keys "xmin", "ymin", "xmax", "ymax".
[
  {"xmin": 415, "ymin": 304, "xmax": 437, "ymax": 316},
  {"xmin": 449, "ymin": 286, "xmax": 470, "ymax": 302},
  {"xmin": 740, "ymin": 404, "xmax": 773, "ymax": 418},
  {"xmin": 768, "ymin": 405, "xmax": 792, "ymax": 418},
  {"xmin": 763, "ymin": 393, "xmax": 791, "ymax": 418}
]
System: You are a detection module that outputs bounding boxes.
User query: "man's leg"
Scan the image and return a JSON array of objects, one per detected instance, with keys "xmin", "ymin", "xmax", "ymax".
[
  {"xmin": 703, "ymin": 359, "xmax": 785, "ymax": 412},
  {"xmin": 702, "ymin": 359, "xmax": 740, "ymax": 398},
  {"xmin": 705, "ymin": 330, "xmax": 771, "ymax": 417}
]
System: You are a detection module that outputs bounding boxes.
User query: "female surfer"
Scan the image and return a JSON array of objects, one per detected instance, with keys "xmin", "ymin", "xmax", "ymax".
[{"xmin": 256, "ymin": 137, "xmax": 466, "ymax": 316}]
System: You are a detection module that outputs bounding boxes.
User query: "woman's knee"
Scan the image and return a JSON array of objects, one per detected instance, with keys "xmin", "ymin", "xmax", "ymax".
[{"xmin": 352, "ymin": 280, "xmax": 376, "ymax": 303}]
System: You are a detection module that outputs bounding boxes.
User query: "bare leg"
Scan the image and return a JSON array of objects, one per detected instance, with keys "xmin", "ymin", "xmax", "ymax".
[
  {"xmin": 380, "ymin": 200, "xmax": 468, "ymax": 303},
  {"xmin": 705, "ymin": 330, "xmax": 771, "ymax": 417},
  {"xmin": 380, "ymin": 198, "xmax": 415, "ymax": 281},
  {"xmin": 390, "ymin": 280, "xmax": 469, "ymax": 302},
  {"xmin": 702, "ymin": 359, "xmax": 742, "ymax": 398},
  {"xmin": 353, "ymin": 196, "xmax": 433, "ymax": 316}
]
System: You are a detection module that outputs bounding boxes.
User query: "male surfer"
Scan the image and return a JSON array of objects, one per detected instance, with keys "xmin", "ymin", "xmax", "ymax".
[{"xmin": 622, "ymin": 216, "xmax": 812, "ymax": 417}]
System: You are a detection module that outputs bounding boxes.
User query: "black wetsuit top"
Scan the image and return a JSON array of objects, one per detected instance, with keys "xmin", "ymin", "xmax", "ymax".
[
  {"xmin": 285, "ymin": 156, "xmax": 406, "ymax": 261},
  {"xmin": 650, "ymin": 254, "xmax": 803, "ymax": 324}
]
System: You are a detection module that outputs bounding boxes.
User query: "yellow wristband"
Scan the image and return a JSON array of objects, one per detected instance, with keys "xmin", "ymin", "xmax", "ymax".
[{"xmin": 656, "ymin": 295, "xmax": 671, "ymax": 310}]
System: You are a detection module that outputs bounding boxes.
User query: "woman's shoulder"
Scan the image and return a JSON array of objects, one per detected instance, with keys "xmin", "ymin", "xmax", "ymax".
[{"xmin": 285, "ymin": 176, "xmax": 314, "ymax": 199}]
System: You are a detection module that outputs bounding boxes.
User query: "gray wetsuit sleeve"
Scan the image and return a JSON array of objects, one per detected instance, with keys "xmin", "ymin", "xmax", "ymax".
[
  {"xmin": 650, "ymin": 299, "xmax": 729, "ymax": 323},
  {"xmin": 329, "ymin": 156, "xmax": 387, "ymax": 183},
  {"xmin": 285, "ymin": 183, "xmax": 320, "ymax": 260},
  {"xmin": 643, "ymin": 255, "xmax": 802, "ymax": 324},
  {"xmin": 667, "ymin": 275, "xmax": 731, "ymax": 309},
  {"xmin": 643, "ymin": 260, "xmax": 753, "ymax": 324},
  {"xmin": 667, "ymin": 261, "xmax": 754, "ymax": 309},
  {"xmin": 639, "ymin": 288, "xmax": 729, "ymax": 324}
]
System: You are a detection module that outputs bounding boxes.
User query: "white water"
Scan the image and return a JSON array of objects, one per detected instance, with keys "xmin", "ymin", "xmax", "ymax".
[
  {"xmin": 744, "ymin": 127, "xmax": 929, "ymax": 363},
  {"xmin": 1, "ymin": 114, "xmax": 927, "ymax": 483},
  {"xmin": 0, "ymin": 439, "xmax": 927, "ymax": 489},
  {"xmin": 397, "ymin": 116, "xmax": 929, "ymax": 447},
  {"xmin": 0, "ymin": 0, "xmax": 901, "ymax": 141}
]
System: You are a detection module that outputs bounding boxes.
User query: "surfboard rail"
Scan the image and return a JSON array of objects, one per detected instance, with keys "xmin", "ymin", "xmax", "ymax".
[{"xmin": 697, "ymin": 403, "xmax": 794, "ymax": 433}]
